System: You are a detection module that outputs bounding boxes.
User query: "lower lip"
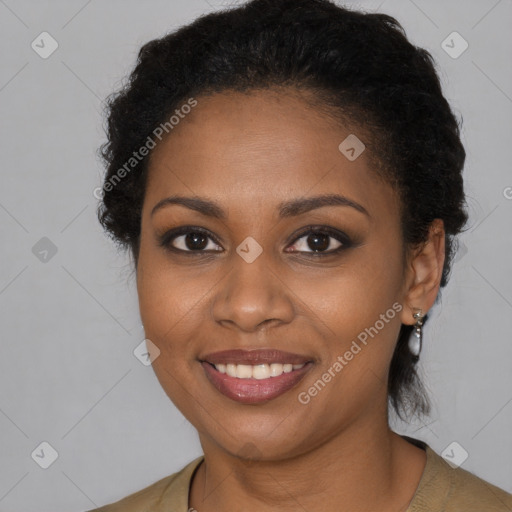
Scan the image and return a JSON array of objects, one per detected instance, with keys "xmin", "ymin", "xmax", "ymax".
[{"xmin": 201, "ymin": 361, "xmax": 313, "ymax": 404}]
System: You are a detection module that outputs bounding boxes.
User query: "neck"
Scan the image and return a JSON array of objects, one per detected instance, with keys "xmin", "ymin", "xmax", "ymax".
[{"xmin": 189, "ymin": 412, "xmax": 426, "ymax": 512}]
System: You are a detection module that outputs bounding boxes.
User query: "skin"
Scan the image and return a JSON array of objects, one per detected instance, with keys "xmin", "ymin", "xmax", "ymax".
[{"xmin": 136, "ymin": 88, "xmax": 445, "ymax": 512}]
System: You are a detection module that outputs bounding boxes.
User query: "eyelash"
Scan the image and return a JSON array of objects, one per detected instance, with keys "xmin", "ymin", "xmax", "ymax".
[{"xmin": 157, "ymin": 225, "xmax": 353, "ymax": 257}]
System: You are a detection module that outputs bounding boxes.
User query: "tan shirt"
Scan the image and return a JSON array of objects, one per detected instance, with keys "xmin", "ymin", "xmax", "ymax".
[{"xmin": 87, "ymin": 441, "xmax": 512, "ymax": 511}]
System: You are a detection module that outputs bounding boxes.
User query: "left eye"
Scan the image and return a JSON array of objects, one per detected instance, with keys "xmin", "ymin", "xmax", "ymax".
[{"xmin": 286, "ymin": 229, "xmax": 346, "ymax": 254}]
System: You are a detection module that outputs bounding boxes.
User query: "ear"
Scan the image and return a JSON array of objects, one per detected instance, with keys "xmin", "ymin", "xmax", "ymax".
[{"xmin": 400, "ymin": 219, "xmax": 446, "ymax": 326}]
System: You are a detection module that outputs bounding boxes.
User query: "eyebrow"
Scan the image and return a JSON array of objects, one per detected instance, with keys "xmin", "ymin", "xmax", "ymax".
[{"xmin": 150, "ymin": 193, "xmax": 369, "ymax": 219}]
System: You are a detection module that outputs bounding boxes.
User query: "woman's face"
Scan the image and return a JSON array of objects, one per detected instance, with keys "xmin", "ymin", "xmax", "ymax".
[{"xmin": 137, "ymin": 89, "xmax": 413, "ymax": 459}]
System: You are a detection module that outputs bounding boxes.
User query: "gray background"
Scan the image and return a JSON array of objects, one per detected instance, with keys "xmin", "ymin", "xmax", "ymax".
[{"xmin": 0, "ymin": 0, "xmax": 511, "ymax": 510}]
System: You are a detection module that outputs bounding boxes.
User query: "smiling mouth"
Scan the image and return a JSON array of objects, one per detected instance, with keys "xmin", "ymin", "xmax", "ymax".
[
  {"xmin": 206, "ymin": 361, "xmax": 307, "ymax": 379},
  {"xmin": 200, "ymin": 360, "xmax": 314, "ymax": 404}
]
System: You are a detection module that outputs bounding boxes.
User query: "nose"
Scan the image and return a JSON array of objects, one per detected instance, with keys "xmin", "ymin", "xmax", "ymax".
[{"xmin": 211, "ymin": 249, "xmax": 295, "ymax": 333}]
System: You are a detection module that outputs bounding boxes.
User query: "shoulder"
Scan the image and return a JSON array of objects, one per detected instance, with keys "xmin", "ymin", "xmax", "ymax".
[
  {"xmin": 84, "ymin": 455, "xmax": 204, "ymax": 512},
  {"xmin": 410, "ymin": 445, "xmax": 512, "ymax": 512},
  {"xmin": 445, "ymin": 462, "xmax": 512, "ymax": 511}
]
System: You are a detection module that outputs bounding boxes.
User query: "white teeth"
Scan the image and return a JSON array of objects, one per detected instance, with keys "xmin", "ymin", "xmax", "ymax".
[
  {"xmin": 269, "ymin": 363, "xmax": 283, "ymax": 377},
  {"xmin": 226, "ymin": 364, "xmax": 237, "ymax": 377},
  {"xmin": 212, "ymin": 362, "xmax": 306, "ymax": 379},
  {"xmin": 236, "ymin": 364, "xmax": 253, "ymax": 379},
  {"xmin": 253, "ymin": 364, "xmax": 270, "ymax": 380}
]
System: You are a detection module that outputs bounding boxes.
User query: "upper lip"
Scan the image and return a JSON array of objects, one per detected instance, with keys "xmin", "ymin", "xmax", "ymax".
[{"xmin": 201, "ymin": 349, "xmax": 314, "ymax": 365}]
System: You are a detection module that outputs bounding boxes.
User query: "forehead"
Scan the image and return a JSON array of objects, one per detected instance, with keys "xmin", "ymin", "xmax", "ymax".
[{"xmin": 144, "ymin": 89, "xmax": 397, "ymax": 220}]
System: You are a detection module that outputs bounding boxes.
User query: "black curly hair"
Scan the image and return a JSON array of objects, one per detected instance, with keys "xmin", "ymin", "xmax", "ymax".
[{"xmin": 96, "ymin": 0, "xmax": 468, "ymax": 421}]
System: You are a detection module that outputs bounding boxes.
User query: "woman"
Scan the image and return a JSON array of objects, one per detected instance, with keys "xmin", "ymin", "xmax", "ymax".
[{"xmin": 90, "ymin": 0, "xmax": 512, "ymax": 510}]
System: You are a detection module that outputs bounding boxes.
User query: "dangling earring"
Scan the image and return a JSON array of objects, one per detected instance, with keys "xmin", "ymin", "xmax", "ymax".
[{"xmin": 409, "ymin": 308, "xmax": 425, "ymax": 362}]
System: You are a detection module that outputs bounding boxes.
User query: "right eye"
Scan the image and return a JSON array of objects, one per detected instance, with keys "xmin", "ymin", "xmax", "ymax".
[{"xmin": 157, "ymin": 226, "xmax": 223, "ymax": 254}]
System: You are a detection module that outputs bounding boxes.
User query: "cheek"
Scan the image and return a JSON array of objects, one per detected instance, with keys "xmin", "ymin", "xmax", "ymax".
[
  {"xmin": 301, "ymin": 248, "xmax": 405, "ymax": 391},
  {"xmin": 137, "ymin": 231, "xmax": 196, "ymax": 313},
  {"xmin": 137, "ymin": 263, "xmax": 206, "ymax": 349},
  {"xmin": 136, "ymin": 259, "xmax": 208, "ymax": 411},
  {"xmin": 305, "ymin": 249, "xmax": 403, "ymax": 331},
  {"xmin": 136, "ymin": 250, "xmax": 224, "ymax": 400}
]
